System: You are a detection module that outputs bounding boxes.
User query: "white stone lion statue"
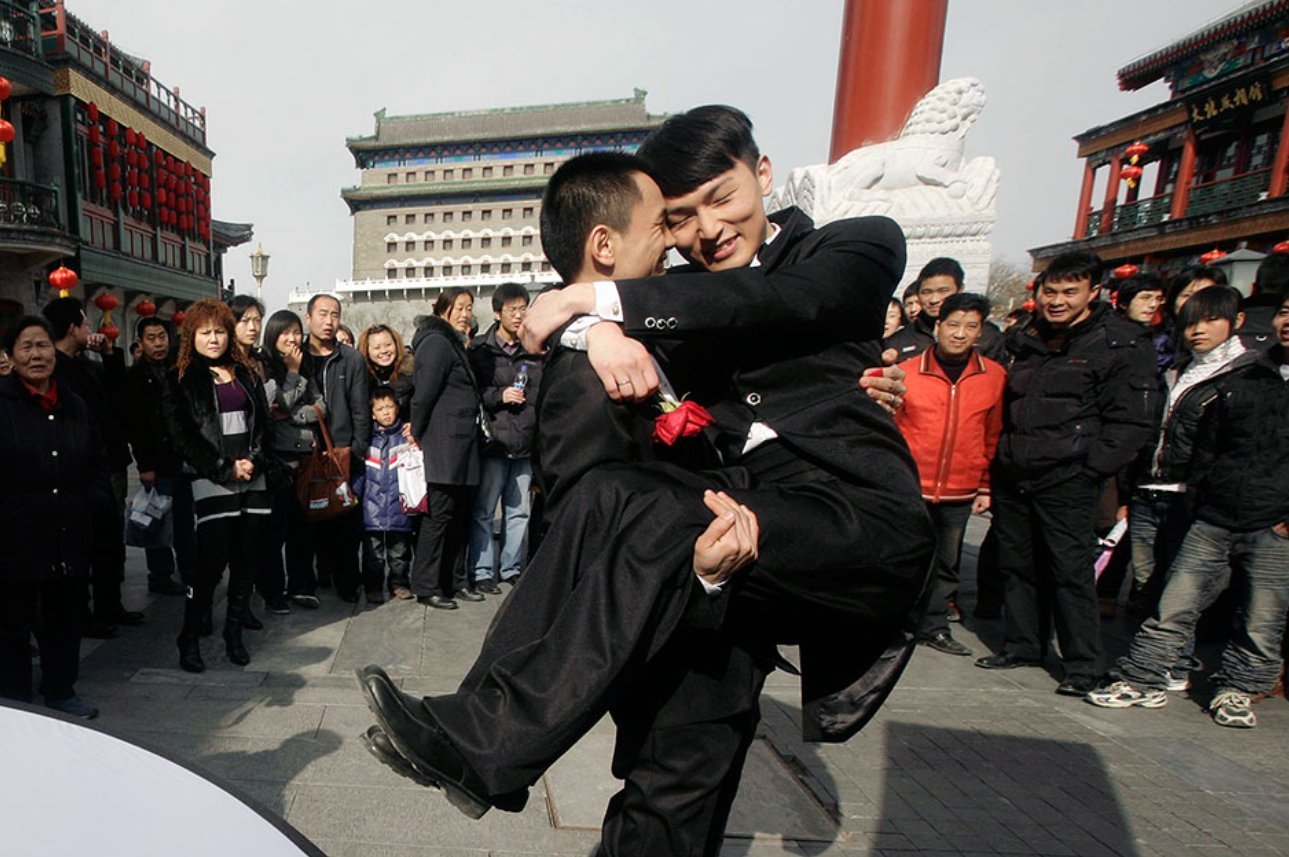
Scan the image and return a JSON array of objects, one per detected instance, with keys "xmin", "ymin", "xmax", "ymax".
[{"xmin": 768, "ymin": 77, "xmax": 999, "ymax": 225}]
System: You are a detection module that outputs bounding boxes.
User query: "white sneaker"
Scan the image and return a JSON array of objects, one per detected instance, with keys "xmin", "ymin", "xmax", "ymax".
[
  {"xmin": 1210, "ymin": 690, "xmax": 1256, "ymax": 728},
  {"xmin": 1086, "ymin": 680, "xmax": 1168, "ymax": 709},
  {"xmin": 1165, "ymin": 670, "xmax": 1191, "ymax": 692}
]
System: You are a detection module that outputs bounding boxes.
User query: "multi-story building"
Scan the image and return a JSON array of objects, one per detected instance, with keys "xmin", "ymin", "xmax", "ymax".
[
  {"xmin": 1030, "ymin": 0, "xmax": 1289, "ymax": 290},
  {"xmin": 0, "ymin": 0, "xmax": 247, "ymax": 342},
  {"xmin": 319, "ymin": 91, "xmax": 664, "ymax": 334}
]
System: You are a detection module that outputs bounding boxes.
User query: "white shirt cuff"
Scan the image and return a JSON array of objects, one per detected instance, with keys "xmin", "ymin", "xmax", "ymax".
[
  {"xmin": 593, "ymin": 281, "xmax": 624, "ymax": 321},
  {"xmin": 558, "ymin": 315, "xmax": 603, "ymax": 351},
  {"xmin": 697, "ymin": 574, "xmax": 725, "ymax": 594}
]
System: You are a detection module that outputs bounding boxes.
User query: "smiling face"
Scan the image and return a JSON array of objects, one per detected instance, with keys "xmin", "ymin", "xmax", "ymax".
[
  {"xmin": 663, "ymin": 157, "xmax": 773, "ymax": 272},
  {"xmin": 935, "ymin": 309, "xmax": 984, "ymax": 361},
  {"xmin": 1037, "ymin": 276, "xmax": 1099, "ymax": 329},
  {"xmin": 612, "ymin": 171, "xmax": 673, "ymax": 279},
  {"xmin": 366, "ymin": 329, "xmax": 398, "ymax": 368},
  {"xmin": 274, "ymin": 321, "xmax": 302, "ymax": 356},
  {"xmin": 10, "ymin": 325, "xmax": 56, "ymax": 387}
]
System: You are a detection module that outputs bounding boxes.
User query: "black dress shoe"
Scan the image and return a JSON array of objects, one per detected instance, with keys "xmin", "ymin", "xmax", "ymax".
[
  {"xmin": 338, "ymin": 590, "xmax": 361, "ymax": 604},
  {"xmin": 1056, "ymin": 674, "xmax": 1101, "ymax": 696},
  {"xmin": 919, "ymin": 632, "xmax": 973, "ymax": 657},
  {"xmin": 418, "ymin": 595, "xmax": 458, "ymax": 610},
  {"xmin": 108, "ymin": 608, "xmax": 145, "ymax": 627},
  {"xmin": 975, "ymin": 652, "xmax": 1042, "ymax": 670},
  {"xmin": 148, "ymin": 579, "xmax": 188, "ymax": 596},
  {"xmin": 456, "ymin": 590, "xmax": 485, "ymax": 603},
  {"xmin": 83, "ymin": 622, "xmax": 119, "ymax": 640},
  {"xmin": 362, "ymin": 725, "xmax": 438, "ymax": 788},
  {"xmin": 474, "ymin": 581, "xmax": 502, "ymax": 596},
  {"xmin": 354, "ymin": 666, "xmax": 492, "ymax": 819}
]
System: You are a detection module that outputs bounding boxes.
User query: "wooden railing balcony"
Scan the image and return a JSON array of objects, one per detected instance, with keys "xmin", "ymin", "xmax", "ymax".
[
  {"xmin": 1112, "ymin": 193, "xmax": 1173, "ymax": 231},
  {"xmin": 37, "ymin": 0, "xmax": 206, "ymax": 146},
  {"xmin": 0, "ymin": 177, "xmax": 62, "ymax": 230},
  {"xmin": 1186, "ymin": 168, "xmax": 1271, "ymax": 218},
  {"xmin": 0, "ymin": 0, "xmax": 41, "ymax": 59}
]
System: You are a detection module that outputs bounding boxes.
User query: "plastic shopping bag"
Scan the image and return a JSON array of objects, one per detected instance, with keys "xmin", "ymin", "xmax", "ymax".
[
  {"xmin": 395, "ymin": 444, "xmax": 428, "ymax": 515},
  {"xmin": 124, "ymin": 486, "xmax": 174, "ymax": 550}
]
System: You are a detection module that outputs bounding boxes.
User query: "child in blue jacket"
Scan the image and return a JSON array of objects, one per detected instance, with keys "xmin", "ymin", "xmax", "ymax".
[{"xmin": 353, "ymin": 387, "xmax": 415, "ymax": 602}]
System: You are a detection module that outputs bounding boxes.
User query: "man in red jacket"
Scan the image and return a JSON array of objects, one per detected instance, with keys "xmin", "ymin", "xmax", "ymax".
[{"xmin": 895, "ymin": 292, "xmax": 1006, "ymax": 656}]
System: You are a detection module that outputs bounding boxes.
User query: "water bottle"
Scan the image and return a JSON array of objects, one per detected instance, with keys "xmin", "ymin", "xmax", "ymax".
[{"xmin": 513, "ymin": 363, "xmax": 529, "ymax": 391}]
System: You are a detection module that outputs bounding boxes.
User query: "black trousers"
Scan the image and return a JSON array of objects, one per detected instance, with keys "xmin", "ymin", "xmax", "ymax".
[
  {"xmin": 411, "ymin": 484, "xmax": 471, "ymax": 599},
  {"xmin": 187, "ymin": 511, "xmax": 266, "ymax": 629},
  {"xmin": 143, "ymin": 475, "xmax": 199, "ymax": 586},
  {"xmin": 90, "ymin": 469, "xmax": 128, "ymax": 620},
  {"xmin": 0, "ymin": 579, "xmax": 83, "ymax": 702},
  {"xmin": 424, "ymin": 454, "xmax": 932, "ymax": 796},
  {"xmin": 921, "ymin": 500, "xmax": 974, "ymax": 636},
  {"xmin": 993, "ymin": 472, "xmax": 1103, "ymax": 678},
  {"xmin": 304, "ymin": 506, "xmax": 363, "ymax": 598},
  {"xmin": 363, "ymin": 530, "xmax": 413, "ymax": 593},
  {"xmin": 259, "ymin": 477, "xmax": 316, "ymax": 600}
]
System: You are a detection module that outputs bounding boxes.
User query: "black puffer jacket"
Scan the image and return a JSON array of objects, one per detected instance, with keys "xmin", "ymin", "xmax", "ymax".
[
  {"xmin": 996, "ymin": 301, "xmax": 1162, "ymax": 488},
  {"xmin": 163, "ymin": 359, "xmax": 276, "ymax": 485},
  {"xmin": 124, "ymin": 359, "xmax": 184, "ymax": 476},
  {"xmin": 1187, "ymin": 349, "xmax": 1289, "ymax": 531},
  {"xmin": 0, "ymin": 376, "xmax": 111, "ymax": 583},
  {"xmin": 469, "ymin": 323, "xmax": 542, "ymax": 459}
]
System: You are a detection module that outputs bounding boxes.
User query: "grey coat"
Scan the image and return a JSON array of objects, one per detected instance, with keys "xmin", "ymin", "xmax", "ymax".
[{"xmin": 264, "ymin": 370, "xmax": 326, "ymax": 456}]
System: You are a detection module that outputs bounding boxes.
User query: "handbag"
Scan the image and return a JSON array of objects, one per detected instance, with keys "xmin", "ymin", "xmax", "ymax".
[
  {"xmin": 296, "ymin": 405, "xmax": 359, "ymax": 521},
  {"xmin": 123, "ymin": 487, "xmax": 174, "ymax": 550}
]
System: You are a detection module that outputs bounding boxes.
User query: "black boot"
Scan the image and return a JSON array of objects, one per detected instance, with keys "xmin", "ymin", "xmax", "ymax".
[
  {"xmin": 223, "ymin": 619, "xmax": 250, "ymax": 666},
  {"xmin": 237, "ymin": 603, "xmax": 263, "ymax": 631},
  {"xmin": 199, "ymin": 607, "xmax": 213, "ymax": 637},
  {"xmin": 178, "ymin": 599, "xmax": 206, "ymax": 673}
]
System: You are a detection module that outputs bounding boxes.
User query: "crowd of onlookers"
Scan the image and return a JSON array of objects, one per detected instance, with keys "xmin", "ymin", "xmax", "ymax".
[
  {"xmin": 0, "ymin": 282, "xmax": 540, "ymax": 718},
  {"xmin": 889, "ymin": 251, "xmax": 1289, "ymax": 731},
  {"xmin": 1, "ymin": 243, "xmax": 1285, "ymax": 731}
]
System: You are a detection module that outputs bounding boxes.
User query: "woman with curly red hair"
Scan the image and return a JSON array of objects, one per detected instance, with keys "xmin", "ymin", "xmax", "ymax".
[{"xmin": 163, "ymin": 299, "xmax": 275, "ymax": 672}]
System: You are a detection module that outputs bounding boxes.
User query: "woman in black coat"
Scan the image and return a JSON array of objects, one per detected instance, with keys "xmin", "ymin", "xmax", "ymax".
[
  {"xmin": 0, "ymin": 316, "xmax": 109, "ymax": 719},
  {"xmin": 410, "ymin": 287, "xmax": 483, "ymax": 609},
  {"xmin": 164, "ymin": 299, "xmax": 275, "ymax": 672}
]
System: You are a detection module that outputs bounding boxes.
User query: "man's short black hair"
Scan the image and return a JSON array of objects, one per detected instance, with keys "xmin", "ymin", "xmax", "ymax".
[
  {"xmin": 938, "ymin": 292, "xmax": 991, "ymax": 322},
  {"xmin": 1165, "ymin": 266, "xmax": 1228, "ymax": 318},
  {"xmin": 1039, "ymin": 251, "xmax": 1104, "ymax": 287},
  {"xmin": 1113, "ymin": 272, "xmax": 1164, "ymax": 311},
  {"xmin": 491, "ymin": 282, "xmax": 531, "ymax": 313},
  {"xmin": 42, "ymin": 297, "xmax": 86, "ymax": 341},
  {"xmin": 540, "ymin": 152, "xmax": 647, "ymax": 283},
  {"xmin": 1176, "ymin": 284, "xmax": 1242, "ymax": 329},
  {"xmin": 135, "ymin": 316, "xmax": 168, "ymax": 340},
  {"xmin": 902, "ymin": 282, "xmax": 920, "ymax": 300},
  {"xmin": 1253, "ymin": 252, "xmax": 1289, "ymax": 298},
  {"xmin": 917, "ymin": 257, "xmax": 965, "ymax": 290},
  {"xmin": 637, "ymin": 105, "xmax": 760, "ymax": 198},
  {"xmin": 3, "ymin": 315, "xmax": 54, "ymax": 352},
  {"xmin": 306, "ymin": 293, "xmax": 341, "ymax": 316},
  {"xmin": 228, "ymin": 294, "xmax": 264, "ymax": 322}
]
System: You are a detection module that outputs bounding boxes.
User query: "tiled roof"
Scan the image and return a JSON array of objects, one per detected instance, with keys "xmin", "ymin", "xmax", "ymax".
[
  {"xmin": 347, "ymin": 91, "xmax": 664, "ymax": 149},
  {"xmin": 1118, "ymin": 0, "xmax": 1289, "ymax": 90}
]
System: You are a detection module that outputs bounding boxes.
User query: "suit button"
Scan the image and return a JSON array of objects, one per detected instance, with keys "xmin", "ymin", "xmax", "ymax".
[
  {"xmin": 48, "ymin": 414, "xmax": 55, "ymax": 421},
  {"xmin": 666, "ymin": 317, "xmax": 678, "ymax": 329},
  {"xmin": 746, "ymin": 393, "xmax": 761, "ymax": 406},
  {"xmin": 52, "ymin": 488, "xmax": 59, "ymax": 495},
  {"xmin": 644, "ymin": 317, "xmax": 657, "ymax": 329},
  {"xmin": 52, "ymin": 450, "xmax": 58, "ymax": 457}
]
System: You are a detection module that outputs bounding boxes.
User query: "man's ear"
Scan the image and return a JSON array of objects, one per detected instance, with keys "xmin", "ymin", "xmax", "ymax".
[
  {"xmin": 755, "ymin": 154, "xmax": 774, "ymax": 198},
  {"xmin": 1235, "ymin": 310, "xmax": 1246, "ymax": 330},
  {"xmin": 586, "ymin": 224, "xmax": 615, "ymax": 270}
]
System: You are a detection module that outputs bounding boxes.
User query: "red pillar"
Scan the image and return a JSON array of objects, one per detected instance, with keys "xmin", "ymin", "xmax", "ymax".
[
  {"xmin": 1100, "ymin": 155, "xmax": 1121, "ymax": 235},
  {"xmin": 1170, "ymin": 130, "xmax": 1198, "ymax": 220},
  {"xmin": 1073, "ymin": 160, "xmax": 1095, "ymax": 239},
  {"xmin": 1268, "ymin": 104, "xmax": 1289, "ymax": 197},
  {"xmin": 829, "ymin": 0, "xmax": 949, "ymax": 162}
]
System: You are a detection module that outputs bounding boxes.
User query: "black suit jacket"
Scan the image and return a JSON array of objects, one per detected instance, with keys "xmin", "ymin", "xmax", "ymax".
[{"xmin": 411, "ymin": 316, "xmax": 482, "ymax": 486}]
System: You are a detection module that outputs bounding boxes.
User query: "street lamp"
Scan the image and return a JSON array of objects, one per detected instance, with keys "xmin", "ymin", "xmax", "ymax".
[{"xmin": 249, "ymin": 244, "xmax": 270, "ymax": 303}]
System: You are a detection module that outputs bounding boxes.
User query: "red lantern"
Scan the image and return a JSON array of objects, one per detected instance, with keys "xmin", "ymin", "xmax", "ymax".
[
  {"xmin": 108, "ymin": 162, "xmax": 121, "ymax": 181},
  {"xmin": 154, "ymin": 149, "xmax": 165, "ymax": 166},
  {"xmin": 157, "ymin": 188, "xmax": 167, "ymax": 206},
  {"xmin": 49, "ymin": 265, "xmax": 79, "ymax": 296},
  {"xmin": 1199, "ymin": 248, "xmax": 1228, "ymax": 265},
  {"xmin": 136, "ymin": 132, "xmax": 146, "ymax": 149},
  {"xmin": 127, "ymin": 168, "xmax": 138, "ymax": 186},
  {"xmin": 127, "ymin": 189, "xmax": 139, "ymax": 208},
  {"xmin": 1274, "ymin": 241, "xmax": 1289, "ymax": 254},
  {"xmin": 0, "ymin": 119, "xmax": 13, "ymax": 144},
  {"xmin": 92, "ymin": 171, "xmax": 106, "ymax": 190},
  {"xmin": 1021, "ymin": 299, "xmax": 1036, "ymax": 312},
  {"xmin": 1120, "ymin": 165, "xmax": 1144, "ymax": 187},
  {"xmin": 136, "ymin": 299, "xmax": 157, "ymax": 317},
  {"xmin": 89, "ymin": 148, "xmax": 104, "ymax": 167},
  {"xmin": 94, "ymin": 292, "xmax": 119, "ymax": 312},
  {"xmin": 1113, "ymin": 263, "xmax": 1139, "ymax": 279},
  {"xmin": 99, "ymin": 323, "xmax": 120, "ymax": 342},
  {"xmin": 88, "ymin": 125, "xmax": 100, "ymax": 145},
  {"xmin": 140, "ymin": 174, "xmax": 150, "ymax": 190},
  {"xmin": 140, "ymin": 191, "xmax": 152, "ymax": 209},
  {"xmin": 108, "ymin": 140, "xmax": 120, "ymax": 160},
  {"xmin": 0, "ymin": 77, "xmax": 11, "ymax": 101},
  {"xmin": 1124, "ymin": 141, "xmax": 1149, "ymax": 161},
  {"xmin": 109, "ymin": 183, "xmax": 122, "ymax": 202},
  {"xmin": 106, "ymin": 118, "xmax": 118, "ymax": 137},
  {"xmin": 86, "ymin": 102, "xmax": 99, "ymax": 122},
  {"xmin": 124, "ymin": 128, "xmax": 136, "ymax": 146},
  {"xmin": 172, "ymin": 310, "xmax": 186, "ymax": 327},
  {"xmin": 1026, "ymin": 279, "xmax": 1036, "ymax": 292}
]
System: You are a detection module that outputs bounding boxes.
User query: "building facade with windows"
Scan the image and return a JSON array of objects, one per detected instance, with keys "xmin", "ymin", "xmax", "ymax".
[
  {"xmin": 326, "ymin": 91, "xmax": 664, "ymax": 334},
  {"xmin": 1030, "ymin": 0, "xmax": 1289, "ymax": 286},
  {"xmin": 0, "ymin": 0, "xmax": 245, "ymax": 341}
]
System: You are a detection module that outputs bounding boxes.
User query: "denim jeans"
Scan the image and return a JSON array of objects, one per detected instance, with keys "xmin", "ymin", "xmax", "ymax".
[
  {"xmin": 1119, "ymin": 520, "xmax": 1289, "ymax": 694},
  {"xmin": 1128, "ymin": 489, "xmax": 1191, "ymax": 605},
  {"xmin": 467, "ymin": 456, "xmax": 532, "ymax": 583}
]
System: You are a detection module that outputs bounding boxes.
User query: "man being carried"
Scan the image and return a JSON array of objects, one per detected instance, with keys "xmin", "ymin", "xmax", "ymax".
[{"xmin": 357, "ymin": 106, "xmax": 932, "ymax": 833}]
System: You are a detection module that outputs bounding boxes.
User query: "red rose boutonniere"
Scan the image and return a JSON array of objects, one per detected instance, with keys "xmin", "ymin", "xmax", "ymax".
[{"xmin": 653, "ymin": 397, "xmax": 715, "ymax": 446}]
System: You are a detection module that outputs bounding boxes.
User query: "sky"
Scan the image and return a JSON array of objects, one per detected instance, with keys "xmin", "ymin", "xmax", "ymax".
[{"xmin": 66, "ymin": 0, "xmax": 1233, "ymax": 310}]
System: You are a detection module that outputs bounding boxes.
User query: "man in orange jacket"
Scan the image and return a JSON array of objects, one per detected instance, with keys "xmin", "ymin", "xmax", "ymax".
[{"xmin": 895, "ymin": 292, "xmax": 1006, "ymax": 656}]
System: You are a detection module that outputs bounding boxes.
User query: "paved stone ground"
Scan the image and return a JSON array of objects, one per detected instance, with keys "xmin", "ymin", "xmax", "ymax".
[{"xmin": 61, "ymin": 515, "xmax": 1289, "ymax": 856}]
